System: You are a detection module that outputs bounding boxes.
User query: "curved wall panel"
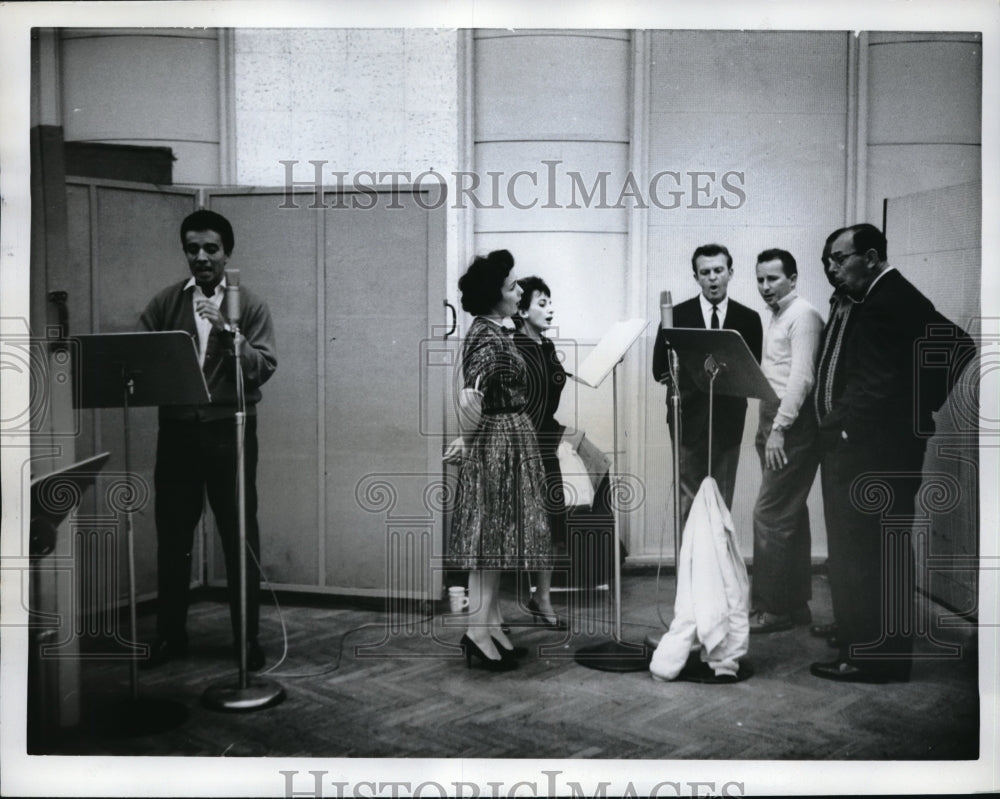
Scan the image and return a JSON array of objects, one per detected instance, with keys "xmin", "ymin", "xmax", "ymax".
[{"xmin": 60, "ymin": 30, "xmax": 220, "ymax": 184}]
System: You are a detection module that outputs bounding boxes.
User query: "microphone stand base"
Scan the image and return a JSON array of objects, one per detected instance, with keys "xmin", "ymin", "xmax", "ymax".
[
  {"xmin": 573, "ymin": 638, "xmax": 650, "ymax": 673},
  {"xmin": 202, "ymin": 678, "xmax": 286, "ymax": 712}
]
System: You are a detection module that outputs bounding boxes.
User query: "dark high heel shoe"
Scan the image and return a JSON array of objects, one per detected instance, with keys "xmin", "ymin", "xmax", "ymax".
[
  {"xmin": 460, "ymin": 635, "xmax": 518, "ymax": 671},
  {"xmin": 492, "ymin": 637, "xmax": 528, "ymax": 661},
  {"xmin": 527, "ymin": 598, "xmax": 568, "ymax": 631}
]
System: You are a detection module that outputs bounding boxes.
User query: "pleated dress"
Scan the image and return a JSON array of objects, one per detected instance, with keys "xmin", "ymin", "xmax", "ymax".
[{"xmin": 448, "ymin": 317, "xmax": 552, "ymax": 571}]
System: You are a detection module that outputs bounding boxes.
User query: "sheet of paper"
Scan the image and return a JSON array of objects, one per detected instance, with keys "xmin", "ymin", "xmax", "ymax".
[{"xmin": 573, "ymin": 318, "xmax": 649, "ymax": 388}]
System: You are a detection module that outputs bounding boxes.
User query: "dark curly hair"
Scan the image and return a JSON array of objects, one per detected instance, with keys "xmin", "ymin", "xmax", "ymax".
[
  {"xmin": 516, "ymin": 275, "xmax": 551, "ymax": 312},
  {"xmin": 180, "ymin": 209, "xmax": 235, "ymax": 255},
  {"xmin": 458, "ymin": 249, "xmax": 515, "ymax": 315}
]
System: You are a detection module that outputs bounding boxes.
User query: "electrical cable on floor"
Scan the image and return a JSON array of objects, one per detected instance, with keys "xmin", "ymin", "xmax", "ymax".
[{"xmin": 247, "ymin": 543, "xmax": 440, "ymax": 679}]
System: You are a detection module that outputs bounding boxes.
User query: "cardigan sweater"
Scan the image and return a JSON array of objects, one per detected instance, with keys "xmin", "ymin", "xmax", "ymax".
[{"xmin": 139, "ymin": 278, "xmax": 277, "ymax": 421}]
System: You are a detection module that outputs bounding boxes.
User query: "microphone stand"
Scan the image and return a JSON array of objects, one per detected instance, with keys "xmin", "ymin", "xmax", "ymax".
[
  {"xmin": 203, "ymin": 319, "xmax": 285, "ymax": 712},
  {"xmin": 668, "ymin": 347, "xmax": 682, "ymax": 569},
  {"xmin": 644, "ymin": 340, "xmax": 683, "ymax": 653}
]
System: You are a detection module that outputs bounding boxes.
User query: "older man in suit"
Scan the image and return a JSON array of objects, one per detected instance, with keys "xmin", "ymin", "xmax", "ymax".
[
  {"xmin": 811, "ymin": 223, "xmax": 972, "ymax": 683},
  {"xmin": 652, "ymin": 243, "xmax": 763, "ymax": 523}
]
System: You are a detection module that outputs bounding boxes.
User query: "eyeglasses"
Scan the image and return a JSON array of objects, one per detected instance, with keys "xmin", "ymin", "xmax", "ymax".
[{"xmin": 827, "ymin": 250, "xmax": 858, "ymax": 267}]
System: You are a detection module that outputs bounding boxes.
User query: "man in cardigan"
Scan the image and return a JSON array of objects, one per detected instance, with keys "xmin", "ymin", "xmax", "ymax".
[
  {"xmin": 811, "ymin": 223, "xmax": 972, "ymax": 683},
  {"xmin": 652, "ymin": 243, "xmax": 763, "ymax": 524},
  {"xmin": 139, "ymin": 209, "xmax": 277, "ymax": 670}
]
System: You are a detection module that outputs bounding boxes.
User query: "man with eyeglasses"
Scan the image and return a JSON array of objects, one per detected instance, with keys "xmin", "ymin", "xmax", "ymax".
[
  {"xmin": 810, "ymin": 222, "xmax": 970, "ymax": 683},
  {"xmin": 138, "ymin": 209, "xmax": 277, "ymax": 671}
]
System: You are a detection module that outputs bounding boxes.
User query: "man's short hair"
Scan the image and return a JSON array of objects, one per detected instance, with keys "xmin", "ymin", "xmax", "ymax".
[
  {"xmin": 180, "ymin": 209, "xmax": 235, "ymax": 256},
  {"xmin": 845, "ymin": 223, "xmax": 888, "ymax": 262},
  {"xmin": 516, "ymin": 275, "xmax": 552, "ymax": 312},
  {"xmin": 691, "ymin": 243, "xmax": 733, "ymax": 274},
  {"xmin": 756, "ymin": 248, "xmax": 797, "ymax": 278}
]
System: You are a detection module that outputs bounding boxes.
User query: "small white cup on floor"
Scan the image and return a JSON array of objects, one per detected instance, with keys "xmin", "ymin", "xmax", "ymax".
[{"xmin": 447, "ymin": 586, "xmax": 469, "ymax": 613}]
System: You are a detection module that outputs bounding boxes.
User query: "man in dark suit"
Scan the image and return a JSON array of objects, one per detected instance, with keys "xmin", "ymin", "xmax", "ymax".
[
  {"xmin": 652, "ymin": 243, "xmax": 763, "ymax": 523},
  {"xmin": 811, "ymin": 223, "xmax": 973, "ymax": 683}
]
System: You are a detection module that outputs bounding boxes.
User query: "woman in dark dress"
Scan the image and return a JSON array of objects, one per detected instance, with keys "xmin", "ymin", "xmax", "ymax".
[
  {"xmin": 443, "ymin": 250, "xmax": 552, "ymax": 670},
  {"xmin": 512, "ymin": 276, "xmax": 568, "ymax": 629}
]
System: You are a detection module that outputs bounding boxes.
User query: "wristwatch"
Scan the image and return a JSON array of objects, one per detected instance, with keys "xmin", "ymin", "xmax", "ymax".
[{"xmin": 772, "ymin": 421, "xmax": 789, "ymax": 433}]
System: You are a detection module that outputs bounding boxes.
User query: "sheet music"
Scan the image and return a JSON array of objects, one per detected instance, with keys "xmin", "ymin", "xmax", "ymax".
[{"xmin": 573, "ymin": 318, "xmax": 649, "ymax": 388}]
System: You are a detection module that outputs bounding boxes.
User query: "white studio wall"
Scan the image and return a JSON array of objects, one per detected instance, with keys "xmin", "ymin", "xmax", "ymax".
[
  {"xmin": 865, "ymin": 32, "xmax": 982, "ymax": 219},
  {"xmin": 232, "ymin": 28, "xmax": 460, "ymax": 189}
]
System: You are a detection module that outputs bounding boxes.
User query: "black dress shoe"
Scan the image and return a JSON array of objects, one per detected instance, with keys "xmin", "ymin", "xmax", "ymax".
[
  {"xmin": 809, "ymin": 622, "xmax": 838, "ymax": 638},
  {"xmin": 749, "ymin": 611, "xmax": 793, "ymax": 634},
  {"xmin": 140, "ymin": 639, "xmax": 188, "ymax": 670},
  {"xmin": 809, "ymin": 659, "xmax": 892, "ymax": 683},
  {"xmin": 246, "ymin": 640, "xmax": 265, "ymax": 672}
]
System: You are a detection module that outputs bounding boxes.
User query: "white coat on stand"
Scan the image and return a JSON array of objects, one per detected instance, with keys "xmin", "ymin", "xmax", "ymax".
[{"xmin": 649, "ymin": 476, "xmax": 750, "ymax": 680}]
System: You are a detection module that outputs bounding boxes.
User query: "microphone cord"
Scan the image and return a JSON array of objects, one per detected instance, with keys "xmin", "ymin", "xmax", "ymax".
[{"xmin": 245, "ymin": 540, "xmax": 438, "ymax": 680}]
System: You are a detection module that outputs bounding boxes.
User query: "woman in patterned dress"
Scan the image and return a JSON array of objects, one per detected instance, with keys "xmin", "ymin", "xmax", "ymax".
[{"xmin": 443, "ymin": 250, "xmax": 552, "ymax": 670}]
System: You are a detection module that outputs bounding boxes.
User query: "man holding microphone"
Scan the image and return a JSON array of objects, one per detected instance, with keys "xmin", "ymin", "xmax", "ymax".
[{"xmin": 139, "ymin": 209, "xmax": 277, "ymax": 670}]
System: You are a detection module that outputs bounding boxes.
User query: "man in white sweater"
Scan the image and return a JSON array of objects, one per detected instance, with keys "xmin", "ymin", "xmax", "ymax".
[{"xmin": 749, "ymin": 249, "xmax": 824, "ymax": 633}]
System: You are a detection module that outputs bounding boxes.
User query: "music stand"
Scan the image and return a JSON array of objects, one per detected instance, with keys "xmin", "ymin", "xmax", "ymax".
[
  {"xmin": 661, "ymin": 328, "xmax": 776, "ymax": 403},
  {"xmin": 75, "ymin": 331, "xmax": 209, "ymax": 734},
  {"xmin": 572, "ymin": 319, "xmax": 652, "ymax": 672},
  {"xmin": 646, "ymin": 328, "xmax": 775, "ymax": 681}
]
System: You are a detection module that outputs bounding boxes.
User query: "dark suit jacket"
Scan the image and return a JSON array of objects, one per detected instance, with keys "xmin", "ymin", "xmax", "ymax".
[
  {"xmin": 819, "ymin": 268, "xmax": 974, "ymax": 450},
  {"xmin": 652, "ymin": 295, "xmax": 763, "ymax": 449}
]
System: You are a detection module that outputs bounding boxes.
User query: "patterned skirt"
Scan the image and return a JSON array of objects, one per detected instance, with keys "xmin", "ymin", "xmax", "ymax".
[{"xmin": 448, "ymin": 411, "xmax": 553, "ymax": 570}]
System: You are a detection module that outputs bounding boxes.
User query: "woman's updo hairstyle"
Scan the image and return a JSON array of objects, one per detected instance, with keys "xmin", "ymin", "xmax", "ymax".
[{"xmin": 458, "ymin": 249, "xmax": 515, "ymax": 315}]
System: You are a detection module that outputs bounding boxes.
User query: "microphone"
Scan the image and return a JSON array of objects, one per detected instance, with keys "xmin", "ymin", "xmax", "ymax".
[
  {"xmin": 660, "ymin": 290, "xmax": 673, "ymax": 329},
  {"xmin": 225, "ymin": 269, "xmax": 241, "ymax": 327}
]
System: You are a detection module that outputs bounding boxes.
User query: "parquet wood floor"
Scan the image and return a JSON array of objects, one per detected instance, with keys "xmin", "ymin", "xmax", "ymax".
[{"xmin": 38, "ymin": 572, "xmax": 979, "ymax": 760}]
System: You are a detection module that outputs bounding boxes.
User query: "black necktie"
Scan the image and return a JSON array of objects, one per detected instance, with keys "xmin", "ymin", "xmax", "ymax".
[{"xmin": 710, "ymin": 303, "xmax": 720, "ymax": 329}]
